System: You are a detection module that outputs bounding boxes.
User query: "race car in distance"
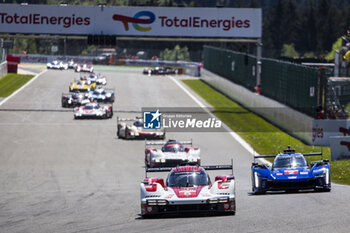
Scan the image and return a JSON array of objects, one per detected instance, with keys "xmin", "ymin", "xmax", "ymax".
[
  {"xmin": 117, "ymin": 117, "xmax": 165, "ymax": 140},
  {"xmin": 74, "ymin": 102, "xmax": 113, "ymax": 119},
  {"xmin": 141, "ymin": 164, "xmax": 236, "ymax": 217},
  {"xmin": 68, "ymin": 60, "xmax": 77, "ymax": 69},
  {"xmin": 61, "ymin": 92, "xmax": 90, "ymax": 108},
  {"xmin": 46, "ymin": 60, "xmax": 68, "ymax": 70},
  {"xmin": 145, "ymin": 139, "xmax": 200, "ymax": 168},
  {"xmin": 251, "ymin": 146, "xmax": 331, "ymax": 194},
  {"xmin": 75, "ymin": 64, "xmax": 94, "ymax": 73},
  {"xmin": 80, "ymin": 73, "xmax": 107, "ymax": 85},
  {"xmin": 69, "ymin": 80, "xmax": 96, "ymax": 92},
  {"xmin": 86, "ymin": 87, "xmax": 115, "ymax": 103},
  {"xmin": 143, "ymin": 67, "xmax": 176, "ymax": 75}
]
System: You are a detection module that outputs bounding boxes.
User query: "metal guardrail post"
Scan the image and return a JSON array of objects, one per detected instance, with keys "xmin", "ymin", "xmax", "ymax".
[{"xmin": 256, "ymin": 38, "xmax": 262, "ymax": 93}]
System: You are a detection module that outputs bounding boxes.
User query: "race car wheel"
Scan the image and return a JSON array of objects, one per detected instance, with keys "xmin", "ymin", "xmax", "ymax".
[
  {"xmin": 252, "ymin": 187, "xmax": 265, "ymax": 195},
  {"xmin": 315, "ymin": 186, "xmax": 331, "ymax": 192},
  {"xmin": 125, "ymin": 127, "xmax": 129, "ymax": 140},
  {"xmin": 117, "ymin": 125, "xmax": 122, "ymax": 138},
  {"xmin": 110, "ymin": 107, "xmax": 113, "ymax": 118},
  {"xmin": 145, "ymin": 156, "xmax": 150, "ymax": 168}
]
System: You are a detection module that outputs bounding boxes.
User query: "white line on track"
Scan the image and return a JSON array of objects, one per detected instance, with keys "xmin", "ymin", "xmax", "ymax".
[
  {"xmin": 0, "ymin": 70, "xmax": 47, "ymax": 106},
  {"xmin": 169, "ymin": 76, "xmax": 272, "ymax": 165}
]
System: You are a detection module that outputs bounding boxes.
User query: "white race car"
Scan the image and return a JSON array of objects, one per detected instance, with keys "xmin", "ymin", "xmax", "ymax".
[
  {"xmin": 80, "ymin": 73, "xmax": 107, "ymax": 85},
  {"xmin": 46, "ymin": 60, "xmax": 68, "ymax": 70},
  {"xmin": 68, "ymin": 60, "xmax": 77, "ymax": 69},
  {"xmin": 74, "ymin": 102, "xmax": 113, "ymax": 119},
  {"xmin": 145, "ymin": 139, "xmax": 200, "ymax": 167},
  {"xmin": 117, "ymin": 117, "xmax": 165, "ymax": 140},
  {"xmin": 141, "ymin": 164, "xmax": 236, "ymax": 217},
  {"xmin": 75, "ymin": 64, "xmax": 94, "ymax": 73}
]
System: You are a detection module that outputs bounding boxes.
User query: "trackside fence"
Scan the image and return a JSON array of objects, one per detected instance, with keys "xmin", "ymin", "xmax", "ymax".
[
  {"xmin": 0, "ymin": 61, "xmax": 7, "ymax": 78},
  {"xmin": 203, "ymin": 46, "xmax": 319, "ymax": 117},
  {"xmin": 203, "ymin": 46, "xmax": 257, "ymax": 91}
]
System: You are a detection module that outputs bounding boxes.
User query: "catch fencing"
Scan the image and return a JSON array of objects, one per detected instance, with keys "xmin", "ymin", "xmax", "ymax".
[{"xmin": 203, "ymin": 46, "xmax": 319, "ymax": 116}]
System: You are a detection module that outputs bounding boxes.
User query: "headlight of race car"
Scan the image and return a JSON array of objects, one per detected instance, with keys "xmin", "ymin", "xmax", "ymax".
[{"xmin": 207, "ymin": 197, "xmax": 230, "ymax": 204}]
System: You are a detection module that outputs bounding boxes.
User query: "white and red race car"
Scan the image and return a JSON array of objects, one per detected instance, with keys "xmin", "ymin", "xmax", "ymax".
[
  {"xmin": 75, "ymin": 64, "xmax": 94, "ymax": 73},
  {"xmin": 141, "ymin": 164, "xmax": 236, "ymax": 217},
  {"xmin": 74, "ymin": 102, "xmax": 113, "ymax": 119},
  {"xmin": 116, "ymin": 117, "xmax": 165, "ymax": 140},
  {"xmin": 145, "ymin": 139, "xmax": 200, "ymax": 167}
]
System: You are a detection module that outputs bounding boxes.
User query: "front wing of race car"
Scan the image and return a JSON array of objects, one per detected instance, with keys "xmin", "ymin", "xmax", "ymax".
[{"xmin": 141, "ymin": 194, "xmax": 235, "ymax": 216}]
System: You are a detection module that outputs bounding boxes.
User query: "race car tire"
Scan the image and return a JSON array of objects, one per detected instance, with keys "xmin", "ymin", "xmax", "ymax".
[
  {"xmin": 252, "ymin": 187, "xmax": 266, "ymax": 195},
  {"xmin": 145, "ymin": 156, "xmax": 150, "ymax": 168},
  {"xmin": 117, "ymin": 125, "xmax": 122, "ymax": 138},
  {"xmin": 125, "ymin": 127, "xmax": 129, "ymax": 140},
  {"xmin": 315, "ymin": 186, "xmax": 331, "ymax": 192}
]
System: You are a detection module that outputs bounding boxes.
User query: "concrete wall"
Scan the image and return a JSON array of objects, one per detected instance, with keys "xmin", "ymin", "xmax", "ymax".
[
  {"xmin": 0, "ymin": 61, "xmax": 7, "ymax": 78},
  {"xmin": 201, "ymin": 68, "xmax": 313, "ymax": 144}
]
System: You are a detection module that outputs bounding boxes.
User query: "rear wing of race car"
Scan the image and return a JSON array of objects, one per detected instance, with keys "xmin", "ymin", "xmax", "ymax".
[
  {"xmin": 254, "ymin": 152, "xmax": 322, "ymax": 159},
  {"xmin": 146, "ymin": 159, "xmax": 234, "ymax": 177},
  {"xmin": 254, "ymin": 146, "xmax": 323, "ymax": 162},
  {"xmin": 145, "ymin": 139, "xmax": 192, "ymax": 147},
  {"xmin": 116, "ymin": 117, "xmax": 137, "ymax": 125}
]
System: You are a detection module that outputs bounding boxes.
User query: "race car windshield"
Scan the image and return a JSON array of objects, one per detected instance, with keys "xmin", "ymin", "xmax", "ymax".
[
  {"xmin": 273, "ymin": 155, "xmax": 307, "ymax": 168},
  {"xmin": 167, "ymin": 171, "xmax": 209, "ymax": 187},
  {"xmin": 72, "ymin": 95, "xmax": 83, "ymax": 99},
  {"xmin": 85, "ymin": 105, "xmax": 99, "ymax": 110},
  {"xmin": 94, "ymin": 90, "xmax": 105, "ymax": 95},
  {"xmin": 134, "ymin": 121, "xmax": 143, "ymax": 127},
  {"xmin": 162, "ymin": 144, "xmax": 184, "ymax": 152}
]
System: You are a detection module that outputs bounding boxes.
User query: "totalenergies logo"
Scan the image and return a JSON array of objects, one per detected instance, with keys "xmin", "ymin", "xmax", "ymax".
[{"xmin": 112, "ymin": 11, "xmax": 155, "ymax": 32}]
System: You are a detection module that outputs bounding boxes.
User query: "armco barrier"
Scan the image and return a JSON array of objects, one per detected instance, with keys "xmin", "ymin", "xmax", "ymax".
[
  {"xmin": 0, "ymin": 61, "xmax": 7, "ymax": 77},
  {"xmin": 201, "ymin": 68, "xmax": 313, "ymax": 144}
]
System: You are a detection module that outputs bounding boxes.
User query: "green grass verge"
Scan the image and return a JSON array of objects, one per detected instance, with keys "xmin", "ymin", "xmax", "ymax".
[
  {"xmin": 183, "ymin": 79, "xmax": 350, "ymax": 185},
  {"xmin": 0, "ymin": 73, "xmax": 35, "ymax": 97}
]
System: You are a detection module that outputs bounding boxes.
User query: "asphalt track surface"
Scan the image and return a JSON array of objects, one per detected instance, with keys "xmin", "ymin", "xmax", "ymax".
[{"xmin": 0, "ymin": 68, "xmax": 350, "ymax": 233}]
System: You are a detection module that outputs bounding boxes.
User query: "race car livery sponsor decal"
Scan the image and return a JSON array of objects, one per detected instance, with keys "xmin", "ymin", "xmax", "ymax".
[
  {"xmin": 171, "ymin": 186, "xmax": 204, "ymax": 198},
  {"xmin": 284, "ymin": 170, "xmax": 298, "ymax": 175}
]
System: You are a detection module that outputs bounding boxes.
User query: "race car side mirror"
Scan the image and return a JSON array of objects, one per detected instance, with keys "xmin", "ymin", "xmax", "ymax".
[{"xmin": 252, "ymin": 162, "xmax": 258, "ymax": 166}]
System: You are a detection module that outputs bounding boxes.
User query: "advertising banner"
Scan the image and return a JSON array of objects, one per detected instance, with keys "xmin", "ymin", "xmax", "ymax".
[
  {"xmin": 312, "ymin": 119, "xmax": 350, "ymax": 146},
  {"xmin": 330, "ymin": 136, "xmax": 350, "ymax": 161},
  {"xmin": 0, "ymin": 4, "xmax": 262, "ymax": 38}
]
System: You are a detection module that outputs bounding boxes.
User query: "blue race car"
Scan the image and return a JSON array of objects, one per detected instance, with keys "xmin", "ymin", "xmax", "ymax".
[
  {"xmin": 251, "ymin": 146, "xmax": 331, "ymax": 194},
  {"xmin": 86, "ymin": 87, "xmax": 115, "ymax": 103}
]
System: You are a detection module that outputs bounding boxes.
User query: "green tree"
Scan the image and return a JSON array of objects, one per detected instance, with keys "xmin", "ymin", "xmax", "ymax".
[
  {"xmin": 10, "ymin": 38, "xmax": 37, "ymax": 54},
  {"xmin": 325, "ymin": 37, "xmax": 342, "ymax": 61},
  {"xmin": 160, "ymin": 45, "xmax": 190, "ymax": 61},
  {"xmin": 281, "ymin": 44, "xmax": 299, "ymax": 58}
]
